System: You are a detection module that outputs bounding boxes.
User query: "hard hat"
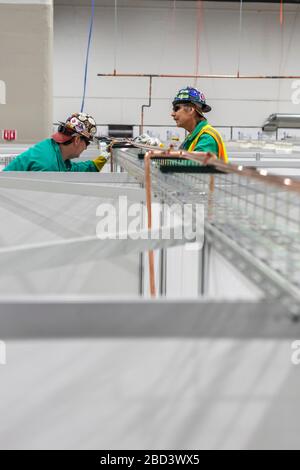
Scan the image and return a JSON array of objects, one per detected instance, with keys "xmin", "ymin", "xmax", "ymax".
[
  {"xmin": 172, "ymin": 86, "xmax": 211, "ymax": 113},
  {"xmin": 52, "ymin": 112, "xmax": 97, "ymax": 143}
]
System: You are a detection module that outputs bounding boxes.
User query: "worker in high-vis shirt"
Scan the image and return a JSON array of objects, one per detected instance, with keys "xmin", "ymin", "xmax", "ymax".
[
  {"xmin": 3, "ymin": 112, "xmax": 108, "ymax": 172},
  {"xmin": 171, "ymin": 87, "xmax": 228, "ymax": 163}
]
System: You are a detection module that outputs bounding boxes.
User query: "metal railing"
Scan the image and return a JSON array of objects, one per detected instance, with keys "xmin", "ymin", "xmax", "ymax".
[{"xmin": 113, "ymin": 144, "xmax": 300, "ymax": 315}]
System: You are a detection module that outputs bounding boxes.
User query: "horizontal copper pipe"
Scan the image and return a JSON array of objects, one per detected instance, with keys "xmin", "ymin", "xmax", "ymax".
[
  {"xmin": 98, "ymin": 72, "xmax": 300, "ymax": 79},
  {"xmin": 98, "ymin": 70, "xmax": 300, "ymax": 135}
]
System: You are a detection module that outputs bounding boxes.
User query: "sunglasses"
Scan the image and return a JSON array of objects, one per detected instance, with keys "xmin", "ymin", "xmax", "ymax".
[
  {"xmin": 172, "ymin": 104, "xmax": 189, "ymax": 113},
  {"xmin": 58, "ymin": 124, "xmax": 74, "ymax": 136},
  {"xmin": 58, "ymin": 125, "xmax": 91, "ymax": 146}
]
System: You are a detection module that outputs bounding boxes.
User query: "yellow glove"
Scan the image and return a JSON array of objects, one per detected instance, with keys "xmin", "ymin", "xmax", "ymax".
[{"xmin": 93, "ymin": 155, "xmax": 108, "ymax": 172}]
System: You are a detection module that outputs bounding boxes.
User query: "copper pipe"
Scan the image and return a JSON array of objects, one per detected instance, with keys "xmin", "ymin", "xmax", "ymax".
[
  {"xmin": 280, "ymin": 0, "xmax": 284, "ymax": 26},
  {"xmin": 140, "ymin": 75, "xmax": 152, "ymax": 134},
  {"xmin": 144, "ymin": 151, "xmax": 156, "ymax": 297},
  {"xmin": 109, "ymin": 140, "xmax": 117, "ymax": 173},
  {"xmin": 110, "ymin": 148, "xmax": 114, "ymax": 173},
  {"xmin": 99, "ymin": 71, "xmax": 300, "ymax": 140},
  {"xmin": 98, "ymin": 72, "xmax": 300, "ymax": 79}
]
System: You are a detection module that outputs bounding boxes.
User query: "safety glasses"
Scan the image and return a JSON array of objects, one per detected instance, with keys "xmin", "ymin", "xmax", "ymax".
[
  {"xmin": 57, "ymin": 124, "xmax": 74, "ymax": 136},
  {"xmin": 172, "ymin": 104, "xmax": 188, "ymax": 113},
  {"xmin": 58, "ymin": 124, "xmax": 90, "ymax": 146}
]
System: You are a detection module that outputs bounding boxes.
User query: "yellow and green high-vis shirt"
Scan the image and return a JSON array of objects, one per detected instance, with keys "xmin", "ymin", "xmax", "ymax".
[{"xmin": 181, "ymin": 120, "xmax": 228, "ymax": 163}]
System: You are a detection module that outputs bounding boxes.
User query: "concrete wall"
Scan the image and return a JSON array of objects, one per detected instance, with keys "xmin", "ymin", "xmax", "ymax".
[
  {"xmin": 0, "ymin": 0, "xmax": 53, "ymax": 143},
  {"xmin": 53, "ymin": 0, "xmax": 300, "ymax": 128}
]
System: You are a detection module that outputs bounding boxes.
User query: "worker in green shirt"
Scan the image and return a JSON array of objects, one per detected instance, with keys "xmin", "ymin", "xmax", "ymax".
[
  {"xmin": 3, "ymin": 112, "xmax": 108, "ymax": 172},
  {"xmin": 171, "ymin": 86, "xmax": 228, "ymax": 163}
]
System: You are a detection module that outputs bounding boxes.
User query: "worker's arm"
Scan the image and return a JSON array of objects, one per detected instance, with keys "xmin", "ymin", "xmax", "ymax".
[
  {"xmin": 2, "ymin": 154, "xmax": 30, "ymax": 171},
  {"xmin": 3, "ymin": 144, "xmax": 54, "ymax": 171},
  {"xmin": 68, "ymin": 156, "xmax": 107, "ymax": 173}
]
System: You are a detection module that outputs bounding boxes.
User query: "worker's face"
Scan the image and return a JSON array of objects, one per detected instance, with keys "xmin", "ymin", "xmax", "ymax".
[
  {"xmin": 171, "ymin": 104, "xmax": 194, "ymax": 129},
  {"xmin": 70, "ymin": 136, "xmax": 88, "ymax": 158}
]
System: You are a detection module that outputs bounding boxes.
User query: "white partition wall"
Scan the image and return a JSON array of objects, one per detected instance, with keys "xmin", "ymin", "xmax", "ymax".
[{"xmin": 0, "ymin": 0, "xmax": 53, "ymax": 143}]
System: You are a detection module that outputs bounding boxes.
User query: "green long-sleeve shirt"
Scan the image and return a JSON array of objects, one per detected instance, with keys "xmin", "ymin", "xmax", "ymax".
[{"xmin": 3, "ymin": 138, "xmax": 99, "ymax": 172}]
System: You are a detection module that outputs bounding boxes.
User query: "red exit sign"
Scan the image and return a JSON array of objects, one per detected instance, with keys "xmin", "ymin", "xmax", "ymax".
[{"xmin": 2, "ymin": 130, "xmax": 17, "ymax": 141}]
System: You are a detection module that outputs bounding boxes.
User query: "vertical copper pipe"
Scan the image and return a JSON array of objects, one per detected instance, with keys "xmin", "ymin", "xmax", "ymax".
[
  {"xmin": 280, "ymin": 0, "xmax": 284, "ymax": 26},
  {"xmin": 109, "ymin": 140, "xmax": 118, "ymax": 173},
  {"xmin": 144, "ymin": 151, "xmax": 156, "ymax": 297},
  {"xmin": 148, "ymin": 251, "xmax": 156, "ymax": 297},
  {"xmin": 140, "ymin": 75, "xmax": 153, "ymax": 134}
]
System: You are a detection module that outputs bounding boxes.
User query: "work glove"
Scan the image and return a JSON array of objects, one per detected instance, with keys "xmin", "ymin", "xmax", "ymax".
[
  {"xmin": 93, "ymin": 155, "xmax": 108, "ymax": 171},
  {"xmin": 135, "ymin": 134, "xmax": 163, "ymax": 147},
  {"xmin": 93, "ymin": 141, "xmax": 111, "ymax": 170},
  {"xmin": 99, "ymin": 150, "xmax": 111, "ymax": 161}
]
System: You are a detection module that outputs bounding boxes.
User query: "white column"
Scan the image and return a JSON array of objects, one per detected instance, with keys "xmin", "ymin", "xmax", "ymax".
[{"xmin": 0, "ymin": 0, "xmax": 53, "ymax": 143}]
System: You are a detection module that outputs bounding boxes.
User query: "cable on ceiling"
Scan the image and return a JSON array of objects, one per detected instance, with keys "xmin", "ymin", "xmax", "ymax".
[
  {"xmin": 114, "ymin": 0, "xmax": 118, "ymax": 74},
  {"xmin": 193, "ymin": 0, "xmax": 203, "ymax": 87},
  {"xmin": 236, "ymin": 0, "xmax": 243, "ymax": 77},
  {"xmin": 80, "ymin": 0, "xmax": 95, "ymax": 113}
]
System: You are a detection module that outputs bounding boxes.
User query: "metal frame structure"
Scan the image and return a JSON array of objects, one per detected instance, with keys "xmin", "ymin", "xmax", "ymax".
[
  {"xmin": 2, "ymin": 143, "xmax": 300, "ymax": 315},
  {"xmin": 112, "ymin": 144, "xmax": 300, "ymax": 316},
  {"xmin": 0, "ymin": 168, "xmax": 197, "ymax": 286}
]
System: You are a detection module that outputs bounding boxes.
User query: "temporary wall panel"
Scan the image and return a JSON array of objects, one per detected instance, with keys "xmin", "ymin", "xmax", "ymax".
[{"xmin": 0, "ymin": 0, "xmax": 53, "ymax": 143}]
